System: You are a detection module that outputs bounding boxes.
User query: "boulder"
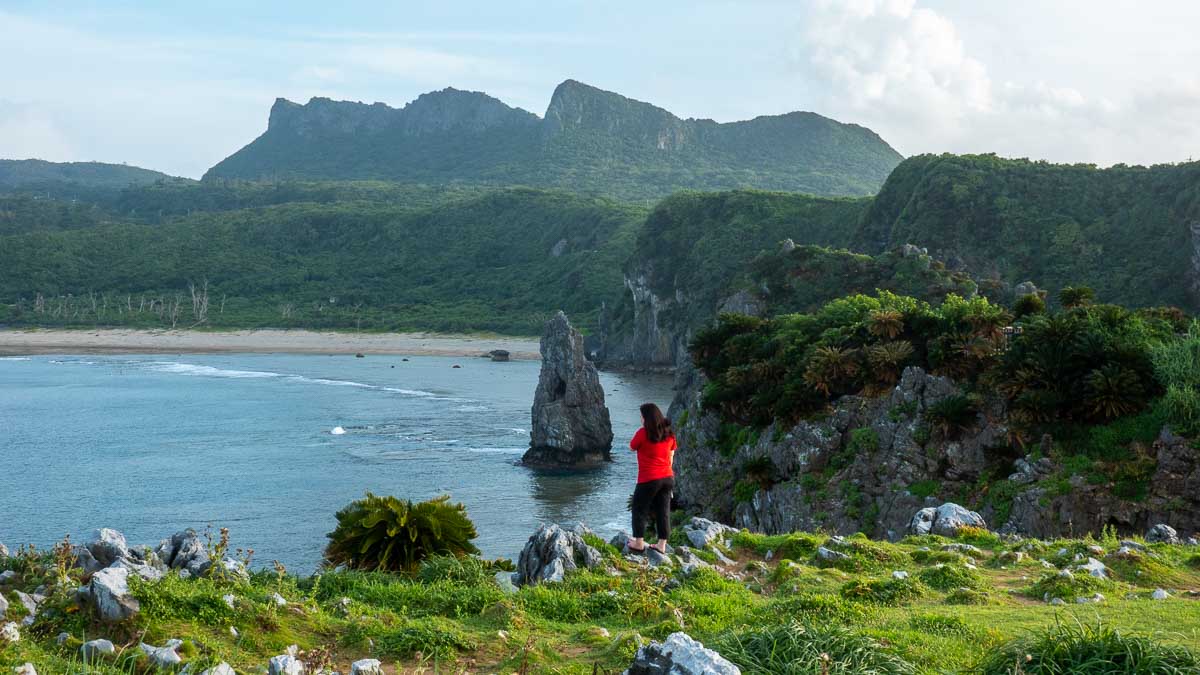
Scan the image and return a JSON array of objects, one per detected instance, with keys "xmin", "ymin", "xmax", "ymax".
[
  {"xmin": 683, "ymin": 518, "xmax": 736, "ymax": 550},
  {"xmin": 1146, "ymin": 524, "xmax": 1180, "ymax": 544},
  {"xmin": 0, "ymin": 542, "xmax": 7, "ymax": 558},
  {"xmin": 351, "ymin": 659, "xmax": 385, "ymax": 675},
  {"xmin": 90, "ymin": 566, "xmax": 140, "ymax": 621},
  {"xmin": 0, "ymin": 570, "xmax": 15, "ymax": 585},
  {"xmin": 1076, "ymin": 558, "xmax": 1108, "ymax": 579},
  {"xmin": 14, "ymin": 663, "xmax": 36, "ymax": 675},
  {"xmin": 515, "ymin": 523, "xmax": 603, "ymax": 586},
  {"xmin": 816, "ymin": 546, "xmax": 849, "ymax": 563},
  {"xmin": 1, "ymin": 622, "xmax": 19, "ymax": 644},
  {"xmin": 268, "ymin": 655, "xmax": 304, "ymax": 675},
  {"xmin": 80, "ymin": 638, "xmax": 116, "ymax": 660},
  {"xmin": 523, "ymin": 312, "xmax": 614, "ymax": 469},
  {"xmin": 201, "ymin": 664, "xmax": 237, "ymax": 675},
  {"xmin": 1152, "ymin": 588, "xmax": 1171, "ymax": 600},
  {"xmin": 87, "ymin": 528, "xmax": 131, "ymax": 567},
  {"xmin": 0, "ymin": 594, "xmax": 8, "ymax": 616},
  {"xmin": 140, "ymin": 641, "xmax": 183, "ymax": 668},
  {"xmin": 489, "ymin": 349, "xmax": 511, "ymax": 362},
  {"xmin": 909, "ymin": 503, "xmax": 986, "ymax": 537},
  {"xmin": 625, "ymin": 632, "xmax": 741, "ymax": 675},
  {"xmin": 155, "ymin": 529, "xmax": 211, "ymax": 577}
]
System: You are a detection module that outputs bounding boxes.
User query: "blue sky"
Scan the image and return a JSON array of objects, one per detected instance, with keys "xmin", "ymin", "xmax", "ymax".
[{"xmin": 2, "ymin": 0, "xmax": 1198, "ymax": 178}]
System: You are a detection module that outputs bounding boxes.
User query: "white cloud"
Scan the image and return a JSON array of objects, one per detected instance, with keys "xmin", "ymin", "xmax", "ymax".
[
  {"xmin": 0, "ymin": 101, "xmax": 75, "ymax": 162},
  {"xmin": 796, "ymin": 0, "xmax": 1200, "ymax": 166}
]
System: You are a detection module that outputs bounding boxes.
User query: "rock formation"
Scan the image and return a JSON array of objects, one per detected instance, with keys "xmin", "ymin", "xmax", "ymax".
[
  {"xmin": 514, "ymin": 522, "xmax": 603, "ymax": 586},
  {"xmin": 673, "ymin": 366, "xmax": 1200, "ymax": 540},
  {"xmin": 523, "ymin": 311, "xmax": 614, "ymax": 468},
  {"xmin": 624, "ymin": 632, "xmax": 742, "ymax": 675}
]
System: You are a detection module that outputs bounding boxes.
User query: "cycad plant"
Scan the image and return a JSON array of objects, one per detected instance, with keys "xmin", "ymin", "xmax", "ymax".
[{"xmin": 324, "ymin": 493, "xmax": 480, "ymax": 573}]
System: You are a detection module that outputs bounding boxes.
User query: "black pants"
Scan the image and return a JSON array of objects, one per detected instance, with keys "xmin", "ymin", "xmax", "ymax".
[{"xmin": 631, "ymin": 477, "xmax": 674, "ymax": 540}]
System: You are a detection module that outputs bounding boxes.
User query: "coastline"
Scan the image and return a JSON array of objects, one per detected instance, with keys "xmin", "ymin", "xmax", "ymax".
[{"xmin": 0, "ymin": 327, "xmax": 540, "ymax": 359}]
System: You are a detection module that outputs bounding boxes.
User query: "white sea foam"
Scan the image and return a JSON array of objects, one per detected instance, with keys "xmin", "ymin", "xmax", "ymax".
[
  {"xmin": 331, "ymin": 426, "xmax": 347, "ymax": 435},
  {"xmin": 507, "ymin": 428, "xmax": 527, "ymax": 435},
  {"xmin": 145, "ymin": 361, "xmax": 457, "ymax": 400},
  {"xmin": 0, "ymin": 357, "xmax": 30, "ymax": 361},
  {"xmin": 465, "ymin": 447, "xmax": 525, "ymax": 455}
]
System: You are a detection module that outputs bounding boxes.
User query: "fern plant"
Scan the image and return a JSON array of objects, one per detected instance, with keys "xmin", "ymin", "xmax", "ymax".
[{"xmin": 324, "ymin": 493, "xmax": 480, "ymax": 573}]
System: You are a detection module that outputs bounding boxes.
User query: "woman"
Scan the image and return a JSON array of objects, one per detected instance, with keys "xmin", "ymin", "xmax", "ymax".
[{"xmin": 627, "ymin": 402, "xmax": 676, "ymax": 554}]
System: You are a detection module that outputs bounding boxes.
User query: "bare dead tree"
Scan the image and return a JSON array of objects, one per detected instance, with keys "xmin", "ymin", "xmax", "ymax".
[
  {"xmin": 167, "ymin": 295, "xmax": 182, "ymax": 329},
  {"xmin": 189, "ymin": 278, "xmax": 210, "ymax": 324},
  {"xmin": 279, "ymin": 302, "xmax": 295, "ymax": 319},
  {"xmin": 35, "ymin": 293, "xmax": 45, "ymax": 314}
]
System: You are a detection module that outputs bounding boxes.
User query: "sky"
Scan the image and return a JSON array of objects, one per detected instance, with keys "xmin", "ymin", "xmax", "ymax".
[{"xmin": 2, "ymin": 0, "xmax": 1198, "ymax": 178}]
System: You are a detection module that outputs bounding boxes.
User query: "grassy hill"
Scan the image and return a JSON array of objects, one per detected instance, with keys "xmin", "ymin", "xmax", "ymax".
[{"xmin": 204, "ymin": 80, "xmax": 903, "ymax": 200}]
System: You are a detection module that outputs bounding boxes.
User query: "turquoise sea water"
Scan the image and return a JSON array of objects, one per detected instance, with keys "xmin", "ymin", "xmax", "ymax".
[{"xmin": 0, "ymin": 353, "xmax": 673, "ymax": 572}]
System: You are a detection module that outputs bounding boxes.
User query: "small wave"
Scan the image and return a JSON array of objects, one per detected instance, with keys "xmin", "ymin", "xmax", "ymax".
[
  {"xmin": 431, "ymin": 439, "xmax": 461, "ymax": 444},
  {"xmin": 149, "ymin": 362, "xmax": 281, "ymax": 379},
  {"xmin": 454, "ymin": 405, "xmax": 488, "ymax": 412},
  {"xmin": 465, "ymin": 447, "xmax": 525, "ymax": 455},
  {"xmin": 0, "ymin": 357, "xmax": 31, "ymax": 361},
  {"xmin": 507, "ymin": 428, "xmax": 527, "ymax": 435},
  {"xmin": 331, "ymin": 426, "xmax": 347, "ymax": 435},
  {"xmin": 145, "ymin": 361, "xmax": 456, "ymax": 400}
]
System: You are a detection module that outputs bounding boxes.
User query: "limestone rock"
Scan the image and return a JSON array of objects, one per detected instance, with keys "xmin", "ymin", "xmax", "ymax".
[
  {"xmin": 909, "ymin": 503, "xmax": 986, "ymax": 537},
  {"xmin": 683, "ymin": 518, "xmax": 737, "ymax": 550},
  {"xmin": 269, "ymin": 652, "xmax": 304, "ymax": 675},
  {"xmin": 0, "ymin": 542, "xmax": 7, "ymax": 558},
  {"xmin": 1146, "ymin": 524, "xmax": 1180, "ymax": 544},
  {"xmin": 0, "ymin": 570, "xmax": 15, "ymax": 585},
  {"xmin": 80, "ymin": 638, "xmax": 115, "ymax": 660},
  {"xmin": 816, "ymin": 546, "xmax": 849, "ymax": 563},
  {"xmin": 1076, "ymin": 558, "xmax": 1108, "ymax": 579},
  {"xmin": 523, "ymin": 312, "xmax": 613, "ymax": 468},
  {"xmin": 13, "ymin": 663, "xmax": 36, "ymax": 675},
  {"xmin": 0, "ymin": 594, "xmax": 7, "ymax": 617},
  {"xmin": 140, "ymin": 641, "xmax": 183, "ymax": 668},
  {"xmin": 87, "ymin": 528, "xmax": 131, "ymax": 567},
  {"xmin": 625, "ymin": 632, "xmax": 741, "ymax": 674},
  {"xmin": 515, "ymin": 523, "xmax": 603, "ymax": 586},
  {"xmin": 90, "ymin": 566, "xmax": 140, "ymax": 622},
  {"xmin": 0, "ymin": 622, "xmax": 18, "ymax": 644},
  {"xmin": 201, "ymin": 664, "xmax": 237, "ymax": 675},
  {"xmin": 351, "ymin": 659, "xmax": 384, "ymax": 675},
  {"xmin": 1151, "ymin": 588, "xmax": 1171, "ymax": 600},
  {"xmin": 156, "ymin": 529, "xmax": 211, "ymax": 577}
]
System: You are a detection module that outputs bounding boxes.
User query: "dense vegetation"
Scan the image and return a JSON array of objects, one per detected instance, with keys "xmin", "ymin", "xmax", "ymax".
[
  {"xmin": 0, "ymin": 159, "xmax": 177, "ymax": 191},
  {"xmin": 854, "ymin": 154, "xmax": 1200, "ymax": 309},
  {"xmin": 324, "ymin": 494, "xmax": 482, "ymax": 573},
  {"xmin": 3, "ymin": 515, "xmax": 1198, "ymax": 672},
  {"xmin": 692, "ymin": 289, "xmax": 1191, "ymax": 437},
  {"xmin": 205, "ymin": 80, "xmax": 903, "ymax": 200},
  {"xmin": 0, "ymin": 187, "xmax": 645, "ymax": 334}
]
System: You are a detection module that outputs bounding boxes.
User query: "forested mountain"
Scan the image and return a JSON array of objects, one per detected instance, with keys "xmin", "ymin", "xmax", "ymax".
[
  {"xmin": 204, "ymin": 80, "xmax": 903, "ymax": 199},
  {"xmin": 0, "ymin": 187, "xmax": 645, "ymax": 333},
  {"xmin": 854, "ymin": 154, "xmax": 1200, "ymax": 309},
  {"xmin": 0, "ymin": 159, "xmax": 179, "ymax": 192}
]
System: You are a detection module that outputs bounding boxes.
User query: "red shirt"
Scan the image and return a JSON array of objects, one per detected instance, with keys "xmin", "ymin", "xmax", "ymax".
[{"xmin": 630, "ymin": 427, "xmax": 676, "ymax": 483}]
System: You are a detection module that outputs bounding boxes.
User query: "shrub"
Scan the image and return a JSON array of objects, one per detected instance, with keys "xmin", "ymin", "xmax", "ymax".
[
  {"xmin": 925, "ymin": 394, "xmax": 979, "ymax": 439},
  {"xmin": 978, "ymin": 621, "xmax": 1200, "ymax": 675},
  {"xmin": 918, "ymin": 564, "xmax": 985, "ymax": 591},
  {"xmin": 945, "ymin": 588, "xmax": 992, "ymax": 605},
  {"xmin": 907, "ymin": 479, "xmax": 940, "ymax": 499},
  {"xmin": 370, "ymin": 616, "xmax": 477, "ymax": 660},
  {"xmin": 733, "ymin": 479, "xmax": 759, "ymax": 504},
  {"xmin": 324, "ymin": 493, "xmax": 480, "ymax": 572},
  {"xmin": 1025, "ymin": 570, "xmax": 1111, "ymax": 601},
  {"xmin": 770, "ymin": 593, "xmax": 874, "ymax": 624},
  {"xmin": 718, "ymin": 620, "xmax": 917, "ymax": 675},
  {"xmin": 909, "ymin": 613, "xmax": 976, "ymax": 637},
  {"xmin": 1058, "ymin": 286, "xmax": 1096, "ymax": 308},
  {"xmin": 839, "ymin": 576, "xmax": 924, "ymax": 605},
  {"xmin": 1013, "ymin": 293, "xmax": 1046, "ymax": 318}
]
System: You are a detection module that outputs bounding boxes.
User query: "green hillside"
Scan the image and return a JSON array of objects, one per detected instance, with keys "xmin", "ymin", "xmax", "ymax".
[
  {"xmin": 0, "ymin": 159, "xmax": 180, "ymax": 193},
  {"xmin": 854, "ymin": 154, "xmax": 1200, "ymax": 309},
  {"xmin": 204, "ymin": 80, "xmax": 903, "ymax": 200},
  {"xmin": 0, "ymin": 188, "xmax": 646, "ymax": 334}
]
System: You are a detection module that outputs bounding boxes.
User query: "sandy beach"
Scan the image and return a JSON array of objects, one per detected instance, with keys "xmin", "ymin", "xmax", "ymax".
[{"xmin": 0, "ymin": 328, "xmax": 540, "ymax": 359}]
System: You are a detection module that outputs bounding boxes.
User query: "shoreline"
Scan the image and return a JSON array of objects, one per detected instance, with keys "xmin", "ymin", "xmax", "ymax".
[{"xmin": 0, "ymin": 327, "xmax": 540, "ymax": 359}]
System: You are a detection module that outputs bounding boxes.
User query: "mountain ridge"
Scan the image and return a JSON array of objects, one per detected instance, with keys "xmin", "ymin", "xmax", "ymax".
[{"xmin": 204, "ymin": 79, "xmax": 904, "ymax": 199}]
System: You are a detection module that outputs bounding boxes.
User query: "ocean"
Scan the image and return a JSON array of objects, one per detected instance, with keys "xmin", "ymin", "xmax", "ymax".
[{"xmin": 0, "ymin": 353, "xmax": 674, "ymax": 573}]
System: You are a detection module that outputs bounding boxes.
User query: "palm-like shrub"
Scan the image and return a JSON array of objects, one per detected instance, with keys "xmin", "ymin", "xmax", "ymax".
[
  {"xmin": 324, "ymin": 493, "xmax": 480, "ymax": 573},
  {"xmin": 978, "ymin": 621, "xmax": 1199, "ymax": 675},
  {"xmin": 1085, "ymin": 364, "xmax": 1146, "ymax": 419},
  {"xmin": 1013, "ymin": 292, "xmax": 1046, "ymax": 318},
  {"xmin": 803, "ymin": 346, "xmax": 861, "ymax": 396},
  {"xmin": 925, "ymin": 394, "xmax": 979, "ymax": 440},
  {"xmin": 868, "ymin": 309, "xmax": 904, "ymax": 339},
  {"xmin": 867, "ymin": 340, "xmax": 914, "ymax": 386},
  {"xmin": 1059, "ymin": 285, "xmax": 1096, "ymax": 308}
]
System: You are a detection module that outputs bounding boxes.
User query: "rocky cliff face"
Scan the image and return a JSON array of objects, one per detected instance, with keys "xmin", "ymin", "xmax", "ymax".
[
  {"xmin": 672, "ymin": 367, "xmax": 1200, "ymax": 540},
  {"xmin": 524, "ymin": 311, "xmax": 614, "ymax": 469}
]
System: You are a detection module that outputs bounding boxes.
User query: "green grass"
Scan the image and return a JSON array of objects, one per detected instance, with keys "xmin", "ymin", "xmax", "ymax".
[{"xmin": 2, "ymin": 529, "xmax": 1199, "ymax": 673}]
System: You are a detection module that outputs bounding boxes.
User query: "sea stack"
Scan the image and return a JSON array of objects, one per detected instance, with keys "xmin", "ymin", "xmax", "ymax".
[{"xmin": 523, "ymin": 311, "xmax": 614, "ymax": 469}]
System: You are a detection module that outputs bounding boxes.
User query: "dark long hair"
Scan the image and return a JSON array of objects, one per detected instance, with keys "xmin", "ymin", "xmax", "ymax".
[{"xmin": 640, "ymin": 403, "xmax": 673, "ymax": 443}]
